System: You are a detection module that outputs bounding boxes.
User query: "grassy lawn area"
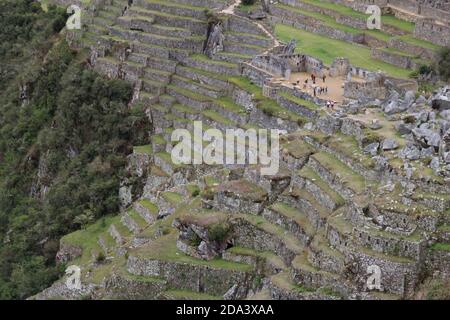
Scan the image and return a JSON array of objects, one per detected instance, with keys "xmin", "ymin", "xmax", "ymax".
[
  {"xmin": 299, "ymin": 0, "xmax": 415, "ymax": 32},
  {"xmin": 275, "ymin": 24, "xmax": 412, "ymax": 78}
]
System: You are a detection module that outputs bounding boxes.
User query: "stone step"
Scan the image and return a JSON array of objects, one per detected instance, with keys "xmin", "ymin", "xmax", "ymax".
[
  {"xmin": 307, "ymin": 232, "xmax": 346, "ymax": 274},
  {"xmin": 147, "ymin": 104, "xmax": 172, "ymax": 133},
  {"xmin": 352, "ymin": 224, "xmax": 425, "ymax": 260},
  {"xmin": 131, "ymin": 40, "xmax": 191, "ymax": 61},
  {"xmin": 325, "ymin": 213, "xmax": 419, "ymax": 296},
  {"xmin": 103, "ymin": 266, "xmax": 167, "ymax": 299},
  {"xmin": 143, "ymin": 67, "xmax": 172, "ymax": 83},
  {"xmin": 171, "ymin": 75, "xmax": 223, "ymax": 99},
  {"xmin": 108, "ymin": 222, "xmax": 132, "ymax": 246},
  {"xmin": 213, "ymin": 179, "xmax": 269, "ymax": 215},
  {"xmin": 307, "ymin": 151, "xmax": 367, "ymax": 199},
  {"xmin": 168, "ymin": 0, "xmax": 229, "ymax": 10},
  {"xmin": 138, "ymin": 91, "xmax": 158, "ymax": 104},
  {"xmin": 166, "ymin": 85, "xmax": 211, "ymax": 111},
  {"xmin": 290, "ymin": 252, "xmax": 352, "ymax": 298},
  {"xmin": 223, "ymin": 41, "xmax": 266, "ymax": 56},
  {"xmin": 140, "ymin": 78, "xmax": 166, "ymax": 95},
  {"xmin": 142, "ymin": 23, "xmax": 193, "ymax": 38},
  {"xmin": 268, "ymin": 272, "xmax": 339, "ymax": 300},
  {"xmin": 93, "ymin": 56, "xmax": 121, "ymax": 79},
  {"xmin": 213, "ymin": 51, "xmax": 253, "ymax": 64},
  {"xmin": 160, "ymin": 94, "xmax": 177, "ymax": 107},
  {"xmin": 88, "ymin": 23, "xmax": 109, "ymax": 35},
  {"xmin": 109, "ymin": 26, "xmax": 204, "ymax": 51},
  {"xmin": 277, "ymin": 92, "xmax": 321, "ymax": 120},
  {"xmin": 262, "ymin": 202, "xmax": 316, "ymax": 247},
  {"xmin": 293, "ymin": 166, "xmax": 345, "ymax": 211},
  {"xmin": 151, "ymin": 133, "xmax": 167, "ymax": 153},
  {"xmin": 122, "ymin": 60, "xmax": 145, "ymax": 82},
  {"xmin": 120, "ymin": 210, "xmax": 146, "ymax": 234},
  {"xmin": 279, "ymin": 186, "xmax": 331, "ymax": 230},
  {"xmin": 222, "ymin": 246, "xmax": 286, "ymax": 275},
  {"xmin": 227, "ymin": 15, "xmax": 268, "ymax": 37},
  {"xmin": 202, "ymin": 109, "xmax": 239, "ymax": 131},
  {"xmin": 126, "ymin": 233, "xmax": 255, "ymax": 297},
  {"xmin": 232, "ymin": 214, "xmax": 304, "ymax": 266},
  {"xmin": 185, "ymin": 54, "xmax": 240, "ymax": 76},
  {"xmin": 128, "ymin": 6, "xmax": 207, "ymax": 34},
  {"xmin": 346, "ymin": 245, "xmax": 419, "ymax": 296},
  {"xmin": 116, "ymin": 15, "xmax": 155, "ymax": 32},
  {"xmin": 98, "ymin": 9, "xmax": 118, "ymax": 21},
  {"xmin": 225, "ymin": 31, "xmax": 273, "ymax": 48},
  {"xmin": 127, "ymin": 52, "xmax": 149, "ymax": 65},
  {"xmin": 133, "ymin": 199, "xmax": 159, "ymax": 224},
  {"xmin": 97, "ymin": 231, "xmax": 117, "ymax": 255},
  {"xmin": 153, "ymin": 151, "xmax": 182, "ymax": 176},
  {"xmin": 171, "ymin": 104, "xmax": 201, "ymax": 122},
  {"xmin": 159, "ymin": 289, "xmax": 221, "ymax": 300},
  {"xmin": 175, "ymin": 65, "xmax": 230, "ymax": 91},
  {"xmin": 210, "ymin": 97, "xmax": 249, "ymax": 126},
  {"xmin": 137, "ymin": 0, "xmax": 209, "ymax": 21},
  {"xmin": 103, "ymin": 4, "xmax": 124, "ymax": 15},
  {"xmin": 297, "ymin": 130, "xmax": 379, "ymax": 182}
]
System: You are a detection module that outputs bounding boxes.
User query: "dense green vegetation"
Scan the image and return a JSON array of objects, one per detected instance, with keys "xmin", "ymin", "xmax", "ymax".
[{"xmin": 0, "ymin": 1, "xmax": 149, "ymax": 299}]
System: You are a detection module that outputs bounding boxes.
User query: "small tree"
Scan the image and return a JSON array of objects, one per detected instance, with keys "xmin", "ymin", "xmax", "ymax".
[{"xmin": 437, "ymin": 47, "xmax": 450, "ymax": 81}]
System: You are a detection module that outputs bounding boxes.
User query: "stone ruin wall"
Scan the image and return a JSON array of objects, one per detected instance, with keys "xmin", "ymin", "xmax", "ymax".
[{"xmin": 414, "ymin": 18, "xmax": 450, "ymax": 46}]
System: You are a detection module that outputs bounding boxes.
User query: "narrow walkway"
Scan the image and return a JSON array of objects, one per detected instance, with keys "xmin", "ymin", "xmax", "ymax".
[{"xmin": 221, "ymin": 0, "xmax": 280, "ymax": 52}]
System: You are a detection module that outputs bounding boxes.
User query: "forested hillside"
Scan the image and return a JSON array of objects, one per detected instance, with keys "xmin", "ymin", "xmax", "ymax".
[{"xmin": 0, "ymin": 0, "xmax": 148, "ymax": 298}]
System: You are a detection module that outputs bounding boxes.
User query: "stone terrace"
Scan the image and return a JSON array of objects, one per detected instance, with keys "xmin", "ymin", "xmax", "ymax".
[{"xmin": 35, "ymin": 0, "xmax": 450, "ymax": 300}]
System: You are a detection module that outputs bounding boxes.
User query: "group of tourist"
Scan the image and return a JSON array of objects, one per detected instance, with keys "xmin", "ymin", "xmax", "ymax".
[
  {"xmin": 326, "ymin": 100, "xmax": 336, "ymax": 109},
  {"xmin": 312, "ymin": 85, "xmax": 328, "ymax": 97},
  {"xmin": 292, "ymin": 73, "xmax": 339, "ymax": 108}
]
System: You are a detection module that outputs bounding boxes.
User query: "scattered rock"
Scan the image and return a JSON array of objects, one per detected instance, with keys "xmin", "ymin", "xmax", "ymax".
[
  {"xmin": 430, "ymin": 157, "xmax": 440, "ymax": 172},
  {"xmin": 399, "ymin": 145, "xmax": 420, "ymax": 160},
  {"xmin": 382, "ymin": 139, "xmax": 399, "ymax": 150},
  {"xmin": 364, "ymin": 142, "xmax": 379, "ymax": 156},
  {"xmin": 396, "ymin": 122, "xmax": 413, "ymax": 135}
]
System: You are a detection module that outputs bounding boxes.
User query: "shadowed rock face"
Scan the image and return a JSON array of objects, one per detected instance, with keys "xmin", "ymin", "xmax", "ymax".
[{"xmin": 204, "ymin": 22, "xmax": 225, "ymax": 58}]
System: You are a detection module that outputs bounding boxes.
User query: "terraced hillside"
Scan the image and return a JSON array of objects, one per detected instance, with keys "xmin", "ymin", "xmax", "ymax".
[
  {"xmin": 270, "ymin": 0, "xmax": 443, "ymax": 77},
  {"xmin": 34, "ymin": 0, "xmax": 450, "ymax": 300}
]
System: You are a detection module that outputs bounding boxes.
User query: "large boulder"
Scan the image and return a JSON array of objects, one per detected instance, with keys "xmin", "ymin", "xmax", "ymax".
[
  {"xmin": 382, "ymin": 139, "xmax": 399, "ymax": 150},
  {"xmin": 412, "ymin": 128, "xmax": 441, "ymax": 148},
  {"xmin": 399, "ymin": 145, "xmax": 421, "ymax": 160}
]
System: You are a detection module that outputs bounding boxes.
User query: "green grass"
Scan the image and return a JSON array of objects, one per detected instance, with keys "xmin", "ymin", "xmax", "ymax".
[
  {"xmin": 162, "ymin": 191, "xmax": 184, "ymax": 205},
  {"xmin": 229, "ymin": 76, "xmax": 307, "ymax": 122},
  {"xmin": 275, "ymin": 24, "xmax": 411, "ymax": 78},
  {"xmin": 139, "ymin": 199, "xmax": 159, "ymax": 215},
  {"xmin": 298, "ymin": 166, "xmax": 345, "ymax": 206},
  {"xmin": 190, "ymin": 54, "xmax": 237, "ymax": 68},
  {"xmin": 61, "ymin": 215, "xmax": 118, "ymax": 264},
  {"xmin": 278, "ymin": 91, "xmax": 320, "ymax": 111},
  {"xmin": 431, "ymin": 243, "xmax": 450, "ymax": 251},
  {"xmin": 163, "ymin": 289, "xmax": 221, "ymax": 300},
  {"xmin": 133, "ymin": 145, "xmax": 152, "ymax": 155},
  {"xmin": 270, "ymin": 202, "xmax": 315, "ymax": 236},
  {"xmin": 299, "ymin": 0, "xmax": 415, "ymax": 32},
  {"xmin": 312, "ymin": 152, "xmax": 366, "ymax": 193},
  {"xmin": 132, "ymin": 232, "xmax": 253, "ymax": 271},
  {"xmin": 128, "ymin": 209, "xmax": 148, "ymax": 229},
  {"xmin": 397, "ymin": 35, "xmax": 441, "ymax": 51}
]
